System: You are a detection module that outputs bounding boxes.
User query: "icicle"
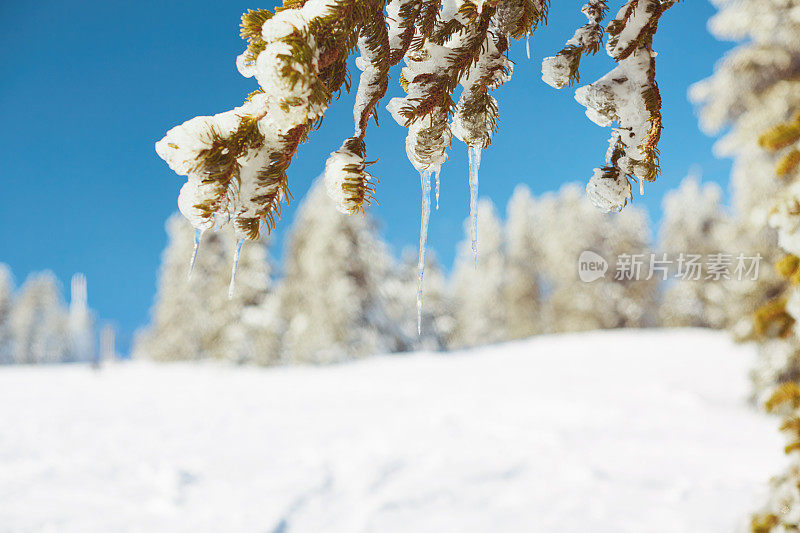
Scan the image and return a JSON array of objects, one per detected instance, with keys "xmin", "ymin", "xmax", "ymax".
[
  {"xmin": 468, "ymin": 145, "xmax": 482, "ymax": 266},
  {"xmin": 228, "ymin": 238, "xmax": 245, "ymax": 299},
  {"xmin": 417, "ymin": 170, "xmax": 432, "ymax": 335},
  {"xmin": 639, "ymin": 179, "xmax": 645, "ymax": 195},
  {"xmin": 526, "ymin": 37, "xmax": 530, "ymax": 60},
  {"xmin": 187, "ymin": 229, "xmax": 203, "ymax": 281},
  {"xmin": 434, "ymin": 171, "xmax": 440, "ymax": 210}
]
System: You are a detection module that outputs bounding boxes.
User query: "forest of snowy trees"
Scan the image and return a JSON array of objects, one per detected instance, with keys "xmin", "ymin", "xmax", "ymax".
[
  {"xmin": 131, "ymin": 174, "xmax": 767, "ymax": 365},
  {"xmin": 0, "ymin": 270, "xmax": 99, "ymax": 365}
]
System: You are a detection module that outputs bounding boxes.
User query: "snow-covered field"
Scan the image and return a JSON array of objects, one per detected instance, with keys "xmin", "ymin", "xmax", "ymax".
[{"xmin": 0, "ymin": 329, "xmax": 787, "ymax": 533}]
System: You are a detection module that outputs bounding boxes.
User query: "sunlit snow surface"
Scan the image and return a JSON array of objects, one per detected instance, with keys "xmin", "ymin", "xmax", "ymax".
[{"xmin": 0, "ymin": 330, "xmax": 786, "ymax": 532}]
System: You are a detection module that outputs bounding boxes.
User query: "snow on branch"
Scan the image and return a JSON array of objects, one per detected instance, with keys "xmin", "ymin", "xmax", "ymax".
[
  {"xmin": 156, "ymin": 0, "xmax": 675, "ymax": 240},
  {"xmin": 541, "ymin": 0, "xmax": 607, "ymax": 89},
  {"xmin": 544, "ymin": 0, "xmax": 676, "ymax": 212}
]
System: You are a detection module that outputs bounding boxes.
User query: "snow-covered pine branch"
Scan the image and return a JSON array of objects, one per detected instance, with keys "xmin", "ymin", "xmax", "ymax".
[
  {"xmin": 155, "ymin": 0, "xmax": 675, "ymax": 311},
  {"xmin": 541, "ymin": 0, "xmax": 607, "ymax": 89},
  {"xmin": 543, "ymin": 0, "xmax": 675, "ymax": 212},
  {"xmin": 763, "ymin": 113, "xmax": 800, "ymax": 341}
]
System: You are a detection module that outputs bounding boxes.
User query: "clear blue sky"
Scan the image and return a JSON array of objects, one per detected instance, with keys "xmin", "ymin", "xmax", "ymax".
[{"xmin": 0, "ymin": 1, "xmax": 734, "ymax": 353}]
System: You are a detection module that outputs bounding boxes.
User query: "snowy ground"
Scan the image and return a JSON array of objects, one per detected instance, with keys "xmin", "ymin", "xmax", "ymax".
[{"xmin": 0, "ymin": 329, "xmax": 788, "ymax": 533}]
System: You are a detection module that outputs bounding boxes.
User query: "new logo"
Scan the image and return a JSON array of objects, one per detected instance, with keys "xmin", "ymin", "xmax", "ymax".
[{"xmin": 578, "ymin": 250, "xmax": 608, "ymax": 282}]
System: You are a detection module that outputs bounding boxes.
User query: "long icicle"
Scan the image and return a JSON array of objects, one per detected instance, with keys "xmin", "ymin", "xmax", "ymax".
[
  {"xmin": 228, "ymin": 238, "xmax": 245, "ymax": 299},
  {"xmin": 417, "ymin": 170, "xmax": 432, "ymax": 335},
  {"xmin": 468, "ymin": 145, "xmax": 482, "ymax": 266},
  {"xmin": 434, "ymin": 170, "xmax": 440, "ymax": 210},
  {"xmin": 526, "ymin": 37, "xmax": 530, "ymax": 60},
  {"xmin": 187, "ymin": 229, "xmax": 204, "ymax": 281}
]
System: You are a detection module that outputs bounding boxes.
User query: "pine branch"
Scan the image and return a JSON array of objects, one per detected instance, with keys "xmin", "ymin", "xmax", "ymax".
[{"xmin": 157, "ymin": 0, "xmax": 677, "ymax": 239}]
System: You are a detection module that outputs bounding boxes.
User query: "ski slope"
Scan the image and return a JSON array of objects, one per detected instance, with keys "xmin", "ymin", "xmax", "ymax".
[{"xmin": 0, "ymin": 329, "xmax": 787, "ymax": 532}]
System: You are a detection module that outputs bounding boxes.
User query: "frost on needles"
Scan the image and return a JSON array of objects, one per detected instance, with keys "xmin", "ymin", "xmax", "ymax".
[{"xmin": 155, "ymin": 0, "xmax": 676, "ymax": 308}]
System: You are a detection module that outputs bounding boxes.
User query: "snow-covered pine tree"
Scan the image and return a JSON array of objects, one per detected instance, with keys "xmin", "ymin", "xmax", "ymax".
[
  {"xmin": 280, "ymin": 181, "xmax": 410, "ymax": 363},
  {"xmin": 66, "ymin": 273, "xmax": 96, "ymax": 363},
  {"xmin": 724, "ymin": 223, "xmax": 784, "ymax": 344},
  {"xmin": 449, "ymin": 198, "xmax": 507, "ymax": 348},
  {"xmin": 765, "ymin": 111, "xmax": 800, "ymax": 341},
  {"xmin": 99, "ymin": 323, "xmax": 117, "ymax": 363},
  {"xmin": 390, "ymin": 248, "xmax": 453, "ymax": 350},
  {"xmin": 0, "ymin": 264, "xmax": 14, "ymax": 365},
  {"xmin": 694, "ymin": 2, "xmax": 800, "ymax": 530},
  {"xmin": 234, "ymin": 290, "xmax": 285, "ymax": 366},
  {"xmin": 539, "ymin": 184, "xmax": 656, "ymax": 332},
  {"xmin": 504, "ymin": 184, "xmax": 545, "ymax": 339},
  {"xmin": 750, "ymin": 382, "xmax": 800, "ymax": 532},
  {"xmin": 658, "ymin": 175, "xmax": 732, "ymax": 329},
  {"xmin": 221, "ymin": 232, "xmax": 282, "ymax": 365},
  {"xmin": 751, "ymin": 106, "xmax": 800, "ymax": 398},
  {"xmin": 9, "ymin": 272, "xmax": 70, "ymax": 364},
  {"xmin": 750, "ymin": 337, "xmax": 800, "ymax": 401},
  {"xmin": 692, "ymin": 0, "xmax": 800, "ymax": 385},
  {"xmin": 691, "ymin": 0, "xmax": 799, "ymax": 341},
  {"xmin": 154, "ymin": 0, "xmax": 676, "ymax": 305},
  {"xmin": 133, "ymin": 214, "xmax": 279, "ymax": 363},
  {"xmin": 133, "ymin": 215, "xmax": 206, "ymax": 361}
]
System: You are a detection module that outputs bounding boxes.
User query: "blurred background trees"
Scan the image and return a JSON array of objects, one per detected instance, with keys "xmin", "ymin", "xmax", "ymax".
[
  {"xmin": 123, "ymin": 175, "xmax": 752, "ymax": 364},
  {"xmin": 658, "ymin": 175, "xmax": 733, "ymax": 329},
  {"xmin": 0, "ymin": 269, "xmax": 101, "ymax": 364},
  {"xmin": 0, "ymin": 168, "xmax": 763, "ymax": 368}
]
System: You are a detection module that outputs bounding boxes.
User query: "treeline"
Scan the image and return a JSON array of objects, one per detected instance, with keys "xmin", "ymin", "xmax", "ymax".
[
  {"xmin": 132, "ymin": 176, "xmax": 776, "ymax": 364},
  {"xmin": 0, "ymin": 270, "xmax": 96, "ymax": 364}
]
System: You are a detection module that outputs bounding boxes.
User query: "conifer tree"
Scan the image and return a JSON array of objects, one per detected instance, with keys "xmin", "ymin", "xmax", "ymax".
[
  {"xmin": 133, "ymin": 214, "xmax": 278, "ymax": 363},
  {"xmin": 99, "ymin": 323, "xmax": 117, "ymax": 363},
  {"xmin": 695, "ymin": 2, "xmax": 800, "ymax": 529},
  {"xmin": 233, "ymin": 289, "xmax": 285, "ymax": 366},
  {"xmin": 390, "ymin": 248, "xmax": 453, "ymax": 350},
  {"xmin": 658, "ymin": 175, "xmax": 732, "ymax": 329},
  {"xmin": 133, "ymin": 215, "xmax": 206, "ymax": 361},
  {"xmin": 749, "ymin": 338, "xmax": 800, "ymax": 401},
  {"xmin": 750, "ymin": 382, "xmax": 800, "ymax": 532},
  {"xmin": 539, "ymin": 184, "xmax": 656, "ymax": 332},
  {"xmin": 504, "ymin": 184, "xmax": 545, "ymax": 339},
  {"xmin": 9, "ymin": 272, "xmax": 70, "ymax": 364},
  {"xmin": 67, "ymin": 273, "xmax": 96, "ymax": 363},
  {"xmin": 724, "ymin": 222, "xmax": 784, "ymax": 343},
  {"xmin": 154, "ymin": 0, "xmax": 677, "ymax": 303},
  {"xmin": 693, "ymin": 0, "xmax": 800, "ymax": 388},
  {"xmin": 279, "ymin": 181, "xmax": 410, "ymax": 363},
  {"xmin": 691, "ymin": 0, "xmax": 799, "ymax": 339},
  {"xmin": 219, "ymin": 223, "xmax": 280, "ymax": 364},
  {"xmin": 0, "ymin": 264, "xmax": 14, "ymax": 365},
  {"xmin": 449, "ymin": 198, "xmax": 507, "ymax": 348}
]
